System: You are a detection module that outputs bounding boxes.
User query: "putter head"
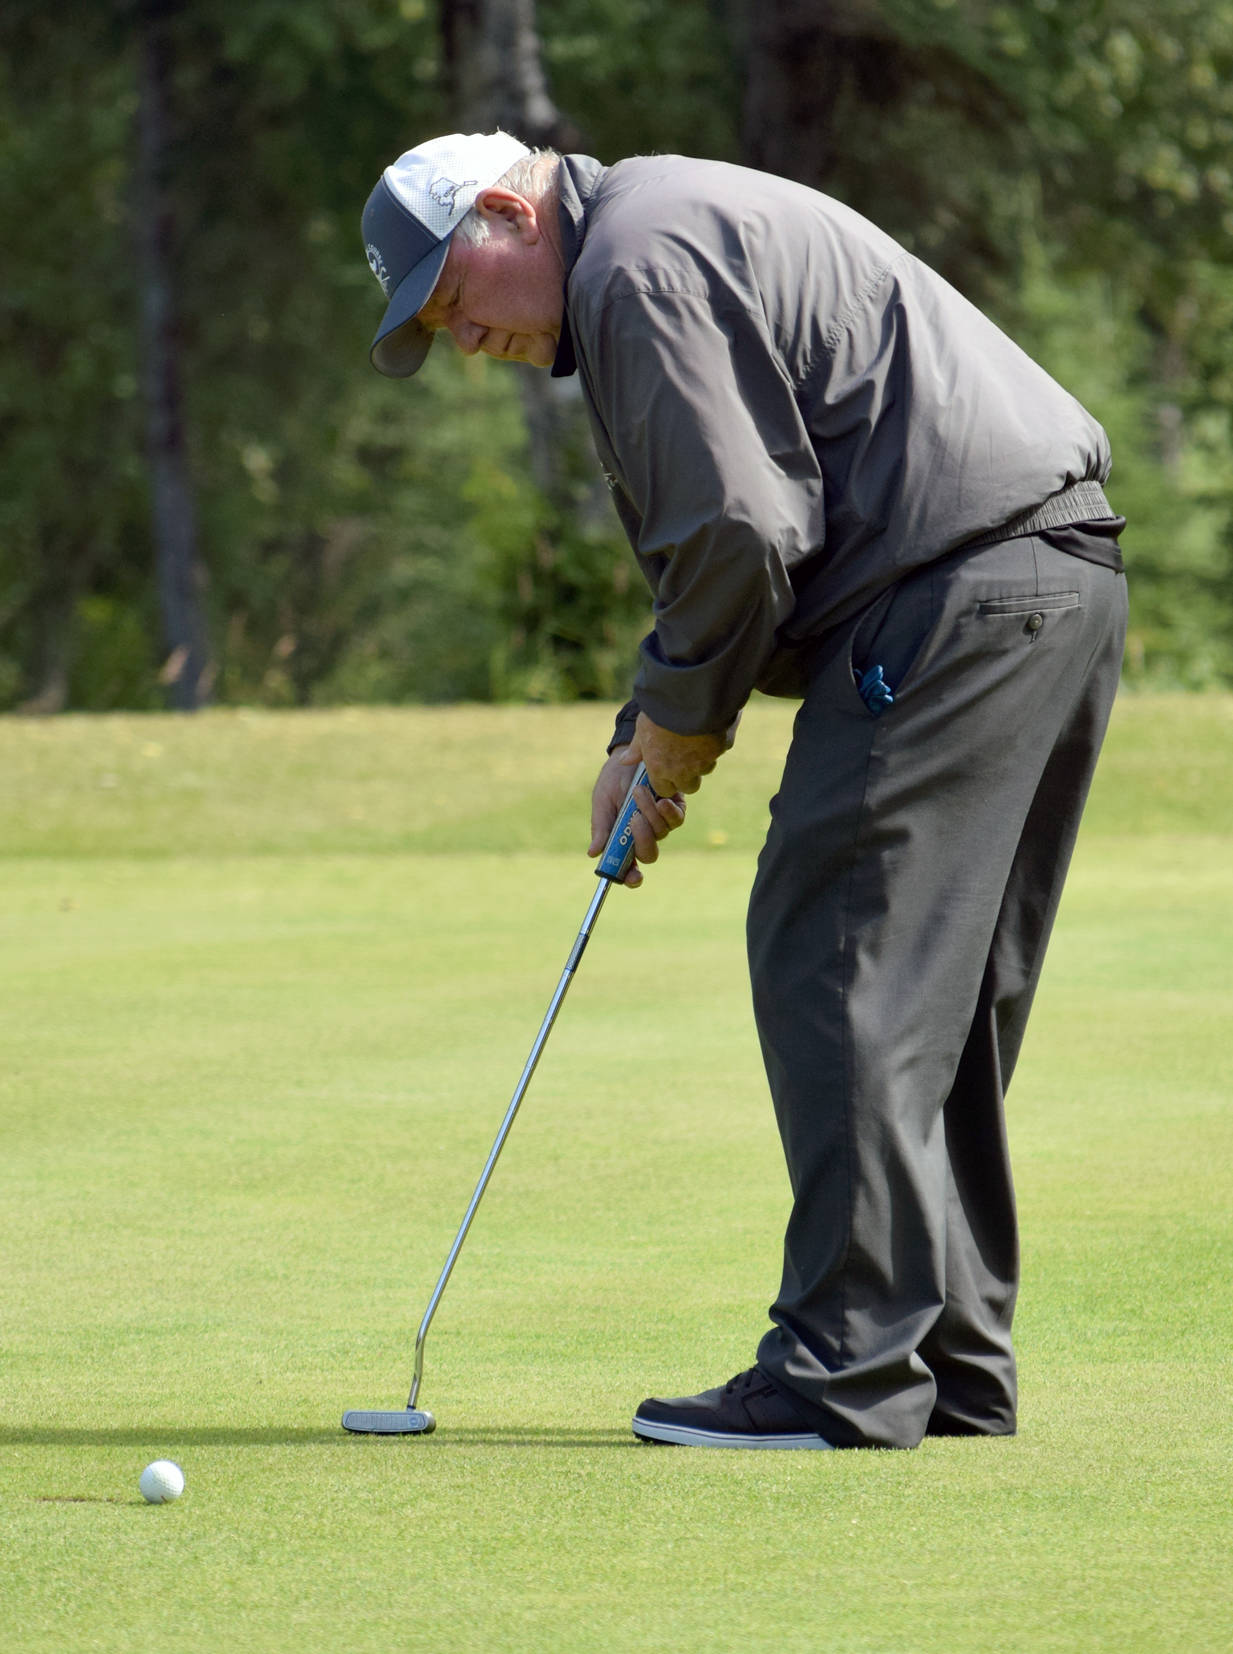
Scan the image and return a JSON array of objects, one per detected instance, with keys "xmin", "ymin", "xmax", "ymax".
[{"xmin": 342, "ymin": 1408, "xmax": 437, "ymax": 1435}]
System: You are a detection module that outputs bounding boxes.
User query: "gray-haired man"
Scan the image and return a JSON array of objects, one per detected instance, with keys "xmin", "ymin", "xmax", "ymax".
[{"xmin": 361, "ymin": 132, "xmax": 1127, "ymax": 1450}]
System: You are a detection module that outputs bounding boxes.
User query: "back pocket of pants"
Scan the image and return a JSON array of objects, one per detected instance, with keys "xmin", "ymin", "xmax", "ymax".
[{"xmin": 977, "ymin": 591, "xmax": 1079, "ymax": 617}]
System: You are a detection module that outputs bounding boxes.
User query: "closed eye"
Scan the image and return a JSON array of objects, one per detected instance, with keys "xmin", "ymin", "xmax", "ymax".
[{"xmin": 419, "ymin": 284, "xmax": 460, "ymax": 333}]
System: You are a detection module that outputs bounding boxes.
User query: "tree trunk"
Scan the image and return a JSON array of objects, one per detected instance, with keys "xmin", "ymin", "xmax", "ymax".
[
  {"xmin": 440, "ymin": 0, "xmax": 583, "ymax": 149},
  {"xmin": 742, "ymin": 0, "xmax": 895, "ymax": 188},
  {"xmin": 438, "ymin": 0, "xmax": 587, "ymax": 479},
  {"xmin": 134, "ymin": 0, "xmax": 211, "ymax": 710},
  {"xmin": 16, "ymin": 559, "xmax": 76, "ymax": 716},
  {"xmin": 439, "ymin": 0, "xmax": 613, "ymax": 691}
]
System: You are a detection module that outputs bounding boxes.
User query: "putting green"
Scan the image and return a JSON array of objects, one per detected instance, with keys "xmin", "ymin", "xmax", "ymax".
[{"xmin": 1, "ymin": 697, "xmax": 1229, "ymax": 1652}]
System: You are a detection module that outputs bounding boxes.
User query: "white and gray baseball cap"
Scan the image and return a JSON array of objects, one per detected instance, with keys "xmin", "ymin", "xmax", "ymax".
[{"xmin": 361, "ymin": 131, "xmax": 531, "ymax": 377}]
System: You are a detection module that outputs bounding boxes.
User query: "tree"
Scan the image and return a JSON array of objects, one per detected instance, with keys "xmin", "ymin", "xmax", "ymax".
[
  {"xmin": 0, "ymin": 0, "xmax": 1228, "ymax": 707},
  {"xmin": 0, "ymin": 7, "xmax": 152, "ymax": 711},
  {"xmin": 441, "ymin": 0, "xmax": 583, "ymax": 148},
  {"xmin": 134, "ymin": 0, "xmax": 212, "ymax": 708},
  {"xmin": 435, "ymin": 0, "xmax": 647, "ymax": 703},
  {"xmin": 736, "ymin": 0, "xmax": 1233, "ymax": 684}
]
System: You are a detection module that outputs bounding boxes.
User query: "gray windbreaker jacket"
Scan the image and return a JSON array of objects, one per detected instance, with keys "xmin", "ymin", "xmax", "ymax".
[{"xmin": 550, "ymin": 153, "xmax": 1116, "ymax": 737}]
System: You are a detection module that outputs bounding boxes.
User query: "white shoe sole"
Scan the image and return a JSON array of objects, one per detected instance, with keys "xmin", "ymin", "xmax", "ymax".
[{"xmin": 632, "ymin": 1417, "xmax": 833, "ymax": 1450}]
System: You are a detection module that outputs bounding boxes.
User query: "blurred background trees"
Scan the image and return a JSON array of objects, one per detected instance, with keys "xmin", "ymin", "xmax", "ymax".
[{"xmin": 1, "ymin": 0, "xmax": 1230, "ymax": 712}]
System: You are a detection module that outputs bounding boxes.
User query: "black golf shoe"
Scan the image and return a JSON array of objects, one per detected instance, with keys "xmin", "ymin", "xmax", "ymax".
[{"xmin": 632, "ymin": 1367, "xmax": 834, "ymax": 1449}]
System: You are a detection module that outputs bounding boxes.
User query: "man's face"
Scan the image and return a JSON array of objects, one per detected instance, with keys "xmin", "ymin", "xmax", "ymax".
[{"xmin": 417, "ymin": 188, "xmax": 563, "ymax": 368}]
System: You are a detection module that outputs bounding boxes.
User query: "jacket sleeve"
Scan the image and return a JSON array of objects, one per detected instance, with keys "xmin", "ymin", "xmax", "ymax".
[
  {"xmin": 579, "ymin": 289, "xmax": 826, "ymax": 736},
  {"xmin": 608, "ymin": 698, "xmax": 640, "ymax": 752}
]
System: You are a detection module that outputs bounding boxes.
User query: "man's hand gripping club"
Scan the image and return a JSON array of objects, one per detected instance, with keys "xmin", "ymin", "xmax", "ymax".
[{"xmin": 587, "ymin": 710, "xmax": 739, "ymax": 888}]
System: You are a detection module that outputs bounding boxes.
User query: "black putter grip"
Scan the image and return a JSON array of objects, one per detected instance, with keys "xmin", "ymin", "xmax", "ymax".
[{"xmin": 595, "ymin": 764, "xmax": 659, "ymax": 882}]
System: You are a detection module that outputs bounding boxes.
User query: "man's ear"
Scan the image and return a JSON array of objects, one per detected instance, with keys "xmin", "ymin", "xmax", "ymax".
[{"xmin": 473, "ymin": 186, "xmax": 539, "ymax": 240}]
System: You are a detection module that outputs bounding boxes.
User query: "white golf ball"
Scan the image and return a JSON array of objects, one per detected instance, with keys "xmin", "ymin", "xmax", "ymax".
[{"xmin": 139, "ymin": 1460, "xmax": 185, "ymax": 1504}]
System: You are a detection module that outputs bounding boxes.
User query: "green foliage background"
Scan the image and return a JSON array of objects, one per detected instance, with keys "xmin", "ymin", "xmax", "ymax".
[{"xmin": 1, "ymin": 0, "xmax": 1230, "ymax": 710}]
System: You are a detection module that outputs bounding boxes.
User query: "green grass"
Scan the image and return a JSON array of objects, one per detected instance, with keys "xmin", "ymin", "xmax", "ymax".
[{"xmin": 1, "ymin": 694, "xmax": 1230, "ymax": 1652}]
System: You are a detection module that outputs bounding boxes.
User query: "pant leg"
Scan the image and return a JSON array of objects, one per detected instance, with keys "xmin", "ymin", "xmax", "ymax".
[
  {"xmin": 748, "ymin": 538, "xmax": 1127, "ymax": 1449},
  {"xmin": 921, "ymin": 603, "xmax": 1128, "ymax": 1433}
]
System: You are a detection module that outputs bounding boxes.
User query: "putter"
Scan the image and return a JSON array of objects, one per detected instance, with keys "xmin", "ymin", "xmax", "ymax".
[{"xmin": 343, "ymin": 763, "xmax": 654, "ymax": 1435}]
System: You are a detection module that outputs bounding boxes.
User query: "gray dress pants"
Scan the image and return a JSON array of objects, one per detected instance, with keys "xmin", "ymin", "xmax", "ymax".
[{"xmin": 749, "ymin": 534, "xmax": 1128, "ymax": 1449}]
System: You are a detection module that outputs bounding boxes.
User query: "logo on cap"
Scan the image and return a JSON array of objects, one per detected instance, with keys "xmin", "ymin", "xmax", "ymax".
[
  {"xmin": 366, "ymin": 242, "xmax": 391, "ymax": 296},
  {"xmin": 428, "ymin": 176, "xmax": 478, "ymax": 216}
]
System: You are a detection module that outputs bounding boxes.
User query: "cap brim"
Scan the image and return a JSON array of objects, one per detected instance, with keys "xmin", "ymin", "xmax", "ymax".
[
  {"xmin": 369, "ymin": 237, "xmax": 451, "ymax": 378},
  {"xmin": 371, "ymin": 314, "xmax": 434, "ymax": 377}
]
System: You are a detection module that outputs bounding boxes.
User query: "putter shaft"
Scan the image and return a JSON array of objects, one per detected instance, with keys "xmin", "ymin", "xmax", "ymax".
[{"xmin": 405, "ymin": 763, "xmax": 649, "ymax": 1410}]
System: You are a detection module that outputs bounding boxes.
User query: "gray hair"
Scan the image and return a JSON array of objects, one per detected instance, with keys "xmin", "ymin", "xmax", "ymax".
[{"xmin": 452, "ymin": 148, "xmax": 561, "ymax": 248}]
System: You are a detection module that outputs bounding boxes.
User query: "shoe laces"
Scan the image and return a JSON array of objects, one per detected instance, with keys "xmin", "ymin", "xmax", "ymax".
[{"xmin": 722, "ymin": 1368, "xmax": 764, "ymax": 1397}]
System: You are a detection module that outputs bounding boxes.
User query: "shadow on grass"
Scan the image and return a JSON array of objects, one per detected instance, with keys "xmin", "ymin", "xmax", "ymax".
[
  {"xmin": 4, "ymin": 1426, "xmax": 345, "ymax": 1447},
  {"xmin": 402, "ymin": 1427, "xmax": 636, "ymax": 1449},
  {"xmin": 4, "ymin": 1424, "xmax": 636, "ymax": 1450}
]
